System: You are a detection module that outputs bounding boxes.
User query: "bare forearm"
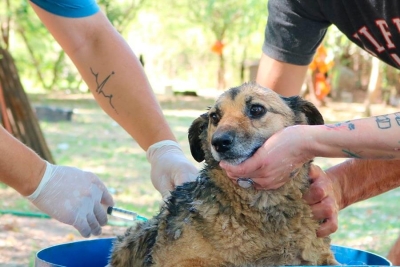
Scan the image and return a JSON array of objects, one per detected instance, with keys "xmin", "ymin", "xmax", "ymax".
[
  {"xmin": 0, "ymin": 127, "xmax": 46, "ymax": 196},
  {"xmin": 71, "ymin": 25, "xmax": 175, "ymax": 150},
  {"xmin": 326, "ymin": 159, "xmax": 400, "ymax": 210},
  {"xmin": 30, "ymin": 6, "xmax": 176, "ymax": 150}
]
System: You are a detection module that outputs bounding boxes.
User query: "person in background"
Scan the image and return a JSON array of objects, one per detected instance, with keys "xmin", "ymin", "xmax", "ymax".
[
  {"xmin": 308, "ymin": 45, "xmax": 334, "ymax": 106},
  {"xmin": 0, "ymin": 0, "xmax": 198, "ymax": 237},
  {"xmin": 220, "ymin": 1, "xmax": 400, "ymax": 262}
]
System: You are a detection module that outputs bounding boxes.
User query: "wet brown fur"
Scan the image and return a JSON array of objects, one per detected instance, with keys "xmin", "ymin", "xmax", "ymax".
[{"xmin": 108, "ymin": 82, "xmax": 338, "ymax": 267}]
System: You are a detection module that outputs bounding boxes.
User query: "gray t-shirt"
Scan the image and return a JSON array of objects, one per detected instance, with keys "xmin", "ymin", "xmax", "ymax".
[{"xmin": 264, "ymin": 0, "xmax": 400, "ymax": 69}]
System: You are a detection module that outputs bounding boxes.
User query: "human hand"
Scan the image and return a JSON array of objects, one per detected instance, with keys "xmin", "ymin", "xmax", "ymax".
[
  {"xmin": 147, "ymin": 140, "xmax": 199, "ymax": 199},
  {"xmin": 220, "ymin": 125, "xmax": 313, "ymax": 189},
  {"xmin": 26, "ymin": 161, "xmax": 114, "ymax": 237},
  {"xmin": 303, "ymin": 164, "xmax": 340, "ymax": 237}
]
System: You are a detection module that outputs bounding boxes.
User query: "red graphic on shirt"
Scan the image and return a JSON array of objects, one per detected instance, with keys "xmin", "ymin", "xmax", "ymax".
[{"xmin": 352, "ymin": 17, "xmax": 400, "ymax": 67}]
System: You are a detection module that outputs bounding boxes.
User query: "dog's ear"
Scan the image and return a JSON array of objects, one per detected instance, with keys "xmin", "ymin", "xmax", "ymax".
[
  {"xmin": 283, "ymin": 96, "xmax": 324, "ymax": 125},
  {"xmin": 188, "ymin": 113, "xmax": 208, "ymax": 162}
]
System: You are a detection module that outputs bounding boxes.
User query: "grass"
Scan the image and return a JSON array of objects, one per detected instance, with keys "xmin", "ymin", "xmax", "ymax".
[
  {"xmin": 1, "ymin": 91, "xmax": 400, "ymax": 258},
  {"xmin": 331, "ymin": 187, "xmax": 400, "ymax": 255}
]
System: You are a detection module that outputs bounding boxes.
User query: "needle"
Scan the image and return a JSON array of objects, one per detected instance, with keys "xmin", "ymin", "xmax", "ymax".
[{"xmin": 107, "ymin": 206, "xmax": 147, "ymax": 221}]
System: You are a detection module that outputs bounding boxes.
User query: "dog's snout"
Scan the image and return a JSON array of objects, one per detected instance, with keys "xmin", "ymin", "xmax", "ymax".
[{"xmin": 212, "ymin": 131, "xmax": 235, "ymax": 153}]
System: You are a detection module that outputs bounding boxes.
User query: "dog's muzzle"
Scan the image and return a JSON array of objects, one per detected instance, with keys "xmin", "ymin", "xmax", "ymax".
[
  {"xmin": 236, "ymin": 178, "xmax": 255, "ymax": 189},
  {"xmin": 210, "ymin": 129, "xmax": 264, "ymax": 165},
  {"xmin": 211, "ymin": 131, "xmax": 235, "ymax": 153}
]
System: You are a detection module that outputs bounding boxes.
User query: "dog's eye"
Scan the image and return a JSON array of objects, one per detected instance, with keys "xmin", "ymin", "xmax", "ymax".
[
  {"xmin": 209, "ymin": 112, "xmax": 220, "ymax": 125},
  {"xmin": 249, "ymin": 105, "xmax": 266, "ymax": 118}
]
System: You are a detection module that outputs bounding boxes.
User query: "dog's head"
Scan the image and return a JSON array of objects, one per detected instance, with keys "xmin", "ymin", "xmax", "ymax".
[{"xmin": 188, "ymin": 82, "xmax": 324, "ymax": 165}]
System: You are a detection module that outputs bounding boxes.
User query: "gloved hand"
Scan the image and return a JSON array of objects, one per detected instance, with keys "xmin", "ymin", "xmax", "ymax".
[
  {"xmin": 147, "ymin": 140, "xmax": 199, "ymax": 199},
  {"xmin": 26, "ymin": 161, "xmax": 114, "ymax": 237}
]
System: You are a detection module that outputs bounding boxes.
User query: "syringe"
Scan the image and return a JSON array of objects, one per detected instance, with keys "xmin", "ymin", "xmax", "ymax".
[{"xmin": 107, "ymin": 206, "xmax": 147, "ymax": 221}]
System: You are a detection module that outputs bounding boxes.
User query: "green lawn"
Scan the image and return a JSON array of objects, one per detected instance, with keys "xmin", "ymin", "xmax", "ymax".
[
  {"xmin": 1, "ymin": 92, "xmax": 399, "ymax": 258},
  {"xmin": 331, "ymin": 187, "xmax": 400, "ymax": 255}
]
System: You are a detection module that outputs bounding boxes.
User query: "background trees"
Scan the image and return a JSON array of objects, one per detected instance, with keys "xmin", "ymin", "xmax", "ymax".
[
  {"xmin": 0, "ymin": 0, "xmax": 55, "ymax": 162},
  {"xmin": 0, "ymin": 0, "xmax": 399, "ymax": 104}
]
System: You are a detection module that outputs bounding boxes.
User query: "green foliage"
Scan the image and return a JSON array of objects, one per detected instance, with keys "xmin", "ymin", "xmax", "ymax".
[
  {"xmin": 98, "ymin": 0, "xmax": 147, "ymax": 34},
  {"xmin": 1, "ymin": 0, "xmax": 270, "ymax": 92},
  {"xmin": 128, "ymin": 0, "xmax": 268, "ymax": 90},
  {"xmin": 0, "ymin": 0, "xmax": 400, "ymax": 96},
  {"xmin": 184, "ymin": 0, "xmax": 267, "ymax": 41},
  {"xmin": 2, "ymin": 0, "xmax": 149, "ymax": 92},
  {"xmin": 1, "ymin": 0, "xmax": 82, "ymax": 91},
  {"xmin": 182, "ymin": 0, "xmax": 267, "ymax": 88},
  {"xmin": 4, "ymin": 0, "xmax": 398, "ymax": 96}
]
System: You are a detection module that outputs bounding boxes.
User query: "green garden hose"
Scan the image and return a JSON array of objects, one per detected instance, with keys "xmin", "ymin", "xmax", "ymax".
[{"xmin": 0, "ymin": 209, "xmax": 136, "ymax": 227}]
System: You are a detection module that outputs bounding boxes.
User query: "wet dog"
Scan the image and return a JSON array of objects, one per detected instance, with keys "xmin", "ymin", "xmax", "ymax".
[{"xmin": 108, "ymin": 82, "xmax": 338, "ymax": 267}]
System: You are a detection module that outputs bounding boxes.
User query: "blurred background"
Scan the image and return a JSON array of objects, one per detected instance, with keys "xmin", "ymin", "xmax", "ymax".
[{"xmin": 2, "ymin": 0, "xmax": 399, "ymax": 104}]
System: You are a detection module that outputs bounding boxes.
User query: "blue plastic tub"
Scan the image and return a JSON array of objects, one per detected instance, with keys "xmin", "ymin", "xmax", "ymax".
[{"xmin": 35, "ymin": 238, "xmax": 391, "ymax": 267}]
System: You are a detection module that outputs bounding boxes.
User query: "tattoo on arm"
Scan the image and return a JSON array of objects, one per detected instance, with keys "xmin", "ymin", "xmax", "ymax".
[
  {"xmin": 395, "ymin": 112, "xmax": 400, "ymax": 126},
  {"xmin": 325, "ymin": 121, "xmax": 355, "ymax": 130},
  {"xmin": 347, "ymin": 122, "xmax": 355, "ymax": 130},
  {"xmin": 90, "ymin": 68, "xmax": 117, "ymax": 113},
  {"xmin": 342, "ymin": 149, "xmax": 396, "ymax": 159},
  {"xmin": 375, "ymin": 115, "xmax": 392, "ymax": 129},
  {"xmin": 342, "ymin": 149, "xmax": 362, "ymax": 158}
]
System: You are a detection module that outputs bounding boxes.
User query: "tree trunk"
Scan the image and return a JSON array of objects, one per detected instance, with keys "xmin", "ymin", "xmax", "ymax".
[
  {"xmin": 364, "ymin": 57, "xmax": 382, "ymax": 116},
  {"xmin": 217, "ymin": 53, "xmax": 226, "ymax": 90},
  {"xmin": 18, "ymin": 28, "xmax": 48, "ymax": 89},
  {"xmin": 0, "ymin": 47, "xmax": 54, "ymax": 163}
]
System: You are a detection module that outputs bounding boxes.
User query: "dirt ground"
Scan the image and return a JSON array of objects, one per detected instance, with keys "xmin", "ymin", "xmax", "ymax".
[{"xmin": 0, "ymin": 214, "xmax": 128, "ymax": 267}]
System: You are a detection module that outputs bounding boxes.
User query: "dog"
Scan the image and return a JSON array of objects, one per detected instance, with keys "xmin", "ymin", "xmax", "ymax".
[{"xmin": 108, "ymin": 82, "xmax": 338, "ymax": 267}]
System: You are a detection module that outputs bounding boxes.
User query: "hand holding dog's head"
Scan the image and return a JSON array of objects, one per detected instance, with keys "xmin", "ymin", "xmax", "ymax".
[{"xmin": 188, "ymin": 82, "xmax": 324, "ymax": 165}]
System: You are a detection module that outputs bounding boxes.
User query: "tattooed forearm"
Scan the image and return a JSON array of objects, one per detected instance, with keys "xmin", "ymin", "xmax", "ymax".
[{"xmin": 90, "ymin": 67, "xmax": 117, "ymax": 113}]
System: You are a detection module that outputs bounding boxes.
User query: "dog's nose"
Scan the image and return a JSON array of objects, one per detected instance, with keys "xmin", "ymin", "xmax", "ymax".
[{"xmin": 212, "ymin": 131, "xmax": 235, "ymax": 153}]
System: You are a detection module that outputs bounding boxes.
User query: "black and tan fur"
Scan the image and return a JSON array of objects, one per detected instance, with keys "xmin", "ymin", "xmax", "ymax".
[{"xmin": 108, "ymin": 82, "xmax": 338, "ymax": 267}]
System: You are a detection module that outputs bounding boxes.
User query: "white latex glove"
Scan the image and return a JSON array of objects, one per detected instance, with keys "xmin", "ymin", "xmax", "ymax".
[
  {"xmin": 146, "ymin": 140, "xmax": 198, "ymax": 199},
  {"xmin": 26, "ymin": 161, "xmax": 114, "ymax": 237}
]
